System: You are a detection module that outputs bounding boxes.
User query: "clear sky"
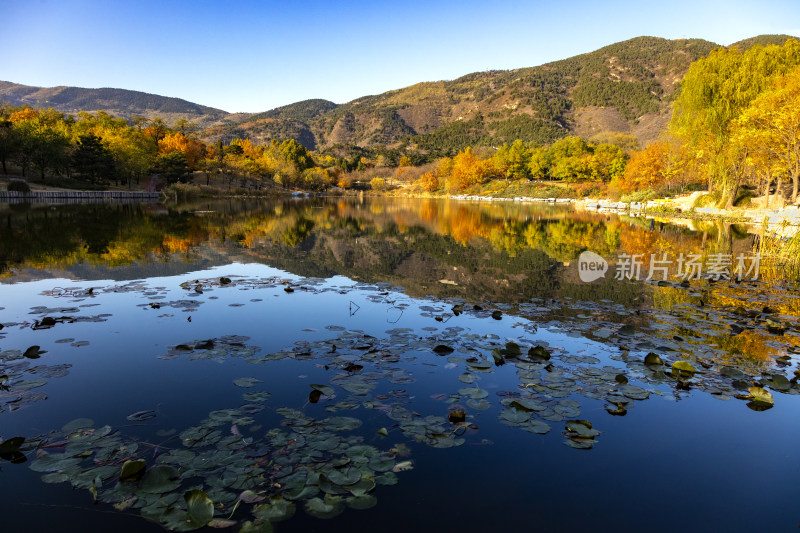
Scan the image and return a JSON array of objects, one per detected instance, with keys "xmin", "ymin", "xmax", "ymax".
[{"xmin": 1, "ymin": 0, "xmax": 798, "ymax": 113}]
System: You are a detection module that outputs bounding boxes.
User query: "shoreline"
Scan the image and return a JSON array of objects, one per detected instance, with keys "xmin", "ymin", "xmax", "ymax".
[{"xmin": 386, "ymin": 189, "xmax": 800, "ymax": 235}]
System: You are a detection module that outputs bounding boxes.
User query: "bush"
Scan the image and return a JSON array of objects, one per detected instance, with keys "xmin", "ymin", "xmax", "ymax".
[
  {"xmin": 370, "ymin": 177, "xmax": 387, "ymax": 191},
  {"xmin": 734, "ymin": 189, "xmax": 755, "ymax": 207},
  {"xmin": 7, "ymin": 179, "xmax": 30, "ymax": 193},
  {"xmin": 573, "ymin": 181, "xmax": 606, "ymax": 198},
  {"xmin": 620, "ymin": 189, "xmax": 656, "ymax": 203},
  {"xmin": 418, "ymin": 172, "xmax": 439, "ymax": 192},
  {"xmin": 693, "ymin": 191, "xmax": 721, "ymax": 208}
]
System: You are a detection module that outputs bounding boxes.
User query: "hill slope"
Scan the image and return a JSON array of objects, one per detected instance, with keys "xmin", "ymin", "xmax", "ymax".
[
  {"xmin": 0, "ymin": 81, "xmax": 249, "ymax": 127},
  {"xmin": 209, "ymin": 36, "xmax": 723, "ymax": 152},
  {"xmin": 208, "ymin": 34, "xmax": 797, "ymax": 153},
  {"xmin": 3, "ymin": 34, "xmax": 795, "ymax": 153}
]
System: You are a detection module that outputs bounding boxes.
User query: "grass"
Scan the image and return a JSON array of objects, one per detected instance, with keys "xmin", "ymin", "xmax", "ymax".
[{"xmin": 756, "ymin": 218, "xmax": 800, "ymax": 279}]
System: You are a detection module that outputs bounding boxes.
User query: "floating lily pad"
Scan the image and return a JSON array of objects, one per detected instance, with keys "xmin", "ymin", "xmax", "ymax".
[
  {"xmin": 127, "ymin": 410, "xmax": 157, "ymax": 421},
  {"xmin": 346, "ymin": 494, "xmax": 378, "ymax": 510},
  {"xmin": 528, "ymin": 346, "xmax": 551, "ymax": 361},
  {"xmin": 0, "ymin": 436, "xmax": 26, "ymax": 463},
  {"xmin": 233, "ymin": 378, "xmax": 261, "ymax": 388},
  {"xmin": 747, "ymin": 386, "xmax": 774, "ymax": 408},
  {"xmin": 310, "ymin": 384, "xmax": 334, "ymax": 396},
  {"xmin": 119, "ymin": 459, "xmax": 147, "ymax": 482},
  {"xmin": 140, "ymin": 465, "xmax": 181, "ymax": 493},
  {"xmin": 304, "ymin": 495, "xmax": 344, "ymax": 519},
  {"xmin": 185, "ymin": 489, "xmax": 215, "ymax": 528}
]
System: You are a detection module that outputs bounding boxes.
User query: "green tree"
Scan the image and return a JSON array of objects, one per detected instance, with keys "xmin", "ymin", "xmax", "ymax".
[
  {"xmin": 72, "ymin": 134, "xmax": 116, "ymax": 184},
  {"xmin": 154, "ymin": 151, "xmax": 189, "ymax": 184},
  {"xmin": 279, "ymin": 139, "xmax": 313, "ymax": 171},
  {"xmin": 0, "ymin": 119, "xmax": 21, "ymax": 175},
  {"xmin": 28, "ymin": 122, "xmax": 71, "ymax": 180}
]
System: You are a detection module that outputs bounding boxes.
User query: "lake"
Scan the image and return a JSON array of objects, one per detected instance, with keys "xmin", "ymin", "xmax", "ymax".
[{"xmin": 0, "ymin": 197, "xmax": 798, "ymax": 532}]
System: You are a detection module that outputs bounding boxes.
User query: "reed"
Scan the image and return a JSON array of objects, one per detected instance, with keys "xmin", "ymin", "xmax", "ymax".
[{"xmin": 756, "ymin": 217, "xmax": 800, "ymax": 280}]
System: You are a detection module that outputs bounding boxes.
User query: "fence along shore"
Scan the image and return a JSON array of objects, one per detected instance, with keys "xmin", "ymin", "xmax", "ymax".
[{"xmin": 0, "ymin": 191, "xmax": 161, "ymax": 204}]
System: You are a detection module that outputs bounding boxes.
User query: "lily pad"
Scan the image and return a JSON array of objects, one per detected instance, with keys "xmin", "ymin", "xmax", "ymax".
[
  {"xmin": 747, "ymin": 386, "xmax": 774, "ymax": 407},
  {"xmin": 644, "ymin": 352, "xmax": 664, "ymax": 365},
  {"xmin": 304, "ymin": 495, "xmax": 344, "ymax": 519},
  {"xmin": 119, "ymin": 459, "xmax": 147, "ymax": 482},
  {"xmin": 140, "ymin": 465, "xmax": 181, "ymax": 493},
  {"xmin": 233, "ymin": 377, "xmax": 262, "ymax": 388},
  {"xmin": 310, "ymin": 384, "xmax": 335, "ymax": 396},
  {"xmin": 185, "ymin": 489, "xmax": 215, "ymax": 528},
  {"xmin": 528, "ymin": 346, "xmax": 551, "ymax": 361}
]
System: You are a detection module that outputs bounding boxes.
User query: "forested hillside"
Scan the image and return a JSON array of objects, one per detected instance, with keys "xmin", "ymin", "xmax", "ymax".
[
  {"xmin": 0, "ymin": 81, "xmax": 248, "ymax": 128},
  {"xmin": 2, "ymin": 34, "xmax": 795, "ymax": 158},
  {"xmin": 207, "ymin": 35, "xmax": 794, "ymax": 154}
]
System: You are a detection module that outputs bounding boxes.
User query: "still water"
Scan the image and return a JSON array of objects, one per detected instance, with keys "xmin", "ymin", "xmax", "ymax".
[{"xmin": 0, "ymin": 197, "xmax": 798, "ymax": 532}]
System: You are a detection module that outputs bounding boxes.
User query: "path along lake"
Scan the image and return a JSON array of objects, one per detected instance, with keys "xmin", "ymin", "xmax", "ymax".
[{"xmin": 0, "ymin": 197, "xmax": 798, "ymax": 532}]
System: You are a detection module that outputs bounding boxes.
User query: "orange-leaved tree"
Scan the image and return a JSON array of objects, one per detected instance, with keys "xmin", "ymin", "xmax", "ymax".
[{"xmin": 620, "ymin": 141, "xmax": 670, "ymax": 192}]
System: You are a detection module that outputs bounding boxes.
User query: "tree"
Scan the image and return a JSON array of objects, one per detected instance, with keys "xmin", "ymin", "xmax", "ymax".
[
  {"xmin": 419, "ymin": 171, "xmax": 439, "ymax": 192},
  {"xmin": 0, "ymin": 119, "xmax": 21, "ymax": 174},
  {"xmin": 27, "ymin": 121, "xmax": 71, "ymax": 180},
  {"xmin": 279, "ymin": 139, "xmax": 313, "ymax": 171},
  {"xmin": 370, "ymin": 177, "xmax": 387, "ymax": 191},
  {"xmin": 158, "ymin": 132, "xmax": 206, "ymax": 170},
  {"xmin": 449, "ymin": 147, "xmax": 492, "ymax": 191},
  {"xmin": 492, "ymin": 140, "xmax": 531, "ymax": 180},
  {"xmin": 154, "ymin": 151, "xmax": 189, "ymax": 184},
  {"xmin": 72, "ymin": 134, "xmax": 116, "ymax": 184},
  {"xmin": 670, "ymin": 39, "xmax": 800, "ymax": 206},
  {"xmin": 621, "ymin": 142, "xmax": 670, "ymax": 192},
  {"xmin": 173, "ymin": 119, "xmax": 197, "ymax": 136},
  {"xmin": 734, "ymin": 66, "xmax": 800, "ymax": 203}
]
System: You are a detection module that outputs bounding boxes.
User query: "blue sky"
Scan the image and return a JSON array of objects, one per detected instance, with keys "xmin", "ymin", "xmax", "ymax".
[{"xmin": 1, "ymin": 0, "xmax": 798, "ymax": 113}]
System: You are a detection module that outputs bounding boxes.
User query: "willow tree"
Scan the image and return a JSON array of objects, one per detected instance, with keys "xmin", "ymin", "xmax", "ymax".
[
  {"xmin": 734, "ymin": 65, "xmax": 800, "ymax": 203},
  {"xmin": 670, "ymin": 39, "xmax": 800, "ymax": 207}
]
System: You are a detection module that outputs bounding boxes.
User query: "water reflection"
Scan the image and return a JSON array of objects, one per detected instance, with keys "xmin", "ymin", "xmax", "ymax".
[{"xmin": 1, "ymin": 198, "xmax": 799, "ymax": 531}]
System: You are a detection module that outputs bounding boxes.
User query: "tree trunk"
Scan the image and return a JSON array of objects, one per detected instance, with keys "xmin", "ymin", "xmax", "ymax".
[
  {"xmin": 775, "ymin": 175, "xmax": 784, "ymax": 207},
  {"xmin": 763, "ymin": 173, "xmax": 772, "ymax": 208},
  {"xmin": 725, "ymin": 183, "xmax": 738, "ymax": 209},
  {"xmin": 765, "ymin": 178, "xmax": 771, "ymax": 208},
  {"xmin": 792, "ymin": 170, "xmax": 799, "ymax": 203}
]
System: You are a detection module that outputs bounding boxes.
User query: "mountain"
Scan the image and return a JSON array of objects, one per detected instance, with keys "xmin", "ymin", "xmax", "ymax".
[
  {"xmin": 0, "ymin": 81, "xmax": 251, "ymax": 127},
  {"xmin": 207, "ymin": 36, "xmax": 722, "ymax": 152},
  {"xmin": 2, "ymin": 34, "xmax": 796, "ymax": 154},
  {"xmin": 208, "ymin": 34, "xmax": 797, "ymax": 154}
]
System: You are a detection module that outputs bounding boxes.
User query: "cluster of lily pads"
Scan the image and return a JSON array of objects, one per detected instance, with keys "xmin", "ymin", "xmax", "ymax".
[
  {"xmin": 1, "ymin": 270, "xmax": 798, "ymax": 532},
  {"xmin": 19, "ymin": 403, "xmax": 412, "ymax": 532},
  {"xmin": 0, "ymin": 346, "xmax": 71, "ymax": 413}
]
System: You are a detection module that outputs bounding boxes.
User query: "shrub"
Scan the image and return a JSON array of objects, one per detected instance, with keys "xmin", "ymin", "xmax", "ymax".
[
  {"xmin": 370, "ymin": 177, "xmax": 387, "ymax": 191},
  {"xmin": 419, "ymin": 172, "xmax": 439, "ymax": 192},
  {"xmin": 620, "ymin": 189, "xmax": 656, "ymax": 203},
  {"xmin": 573, "ymin": 181, "xmax": 605, "ymax": 198},
  {"xmin": 7, "ymin": 179, "xmax": 30, "ymax": 193},
  {"xmin": 693, "ymin": 191, "xmax": 721, "ymax": 208}
]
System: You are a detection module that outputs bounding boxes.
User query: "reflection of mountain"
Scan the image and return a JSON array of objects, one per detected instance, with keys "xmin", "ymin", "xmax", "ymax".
[{"xmin": 1, "ymin": 198, "xmax": 755, "ymax": 307}]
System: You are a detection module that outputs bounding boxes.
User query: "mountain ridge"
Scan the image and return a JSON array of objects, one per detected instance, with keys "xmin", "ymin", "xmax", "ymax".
[{"xmin": 2, "ymin": 34, "xmax": 796, "ymax": 154}]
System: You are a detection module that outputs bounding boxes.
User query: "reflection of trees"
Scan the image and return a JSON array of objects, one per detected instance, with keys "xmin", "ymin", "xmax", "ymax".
[
  {"xmin": 280, "ymin": 217, "xmax": 315, "ymax": 247},
  {"xmin": 0, "ymin": 198, "xmax": 758, "ymax": 294}
]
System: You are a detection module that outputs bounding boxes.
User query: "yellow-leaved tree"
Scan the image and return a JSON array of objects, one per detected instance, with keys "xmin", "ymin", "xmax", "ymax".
[{"xmin": 734, "ymin": 65, "xmax": 800, "ymax": 203}]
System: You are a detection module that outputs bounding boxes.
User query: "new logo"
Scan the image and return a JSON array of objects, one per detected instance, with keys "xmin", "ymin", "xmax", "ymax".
[{"xmin": 578, "ymin": 251, "xmax": 608, "ymax": 282}]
